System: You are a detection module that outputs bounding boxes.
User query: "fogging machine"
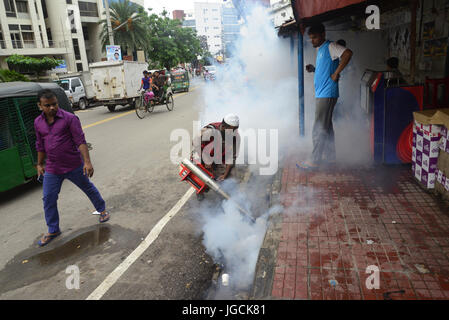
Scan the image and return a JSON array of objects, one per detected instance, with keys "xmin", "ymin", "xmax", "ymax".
[{"xmin": 179, "ymin": 158, "xmax": 255, "ymax": 223}]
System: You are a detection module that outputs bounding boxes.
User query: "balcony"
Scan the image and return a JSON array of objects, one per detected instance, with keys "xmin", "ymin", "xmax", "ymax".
[{"xmin": 0, "ymin": 40, "xmax": 69, "ymax": 56}]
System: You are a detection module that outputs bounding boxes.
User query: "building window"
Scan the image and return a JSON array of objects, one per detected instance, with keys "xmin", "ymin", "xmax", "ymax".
[
  {"xmin": 72, "ymin": 38, "xmax": 81, "ymax": 60},
  {"xmin": 20, "ymin": 25, "xmax": 32, "ymax": 31},
  {"xmin": 3, "ymin": 0, "xmax": 16, "ymax": 17},
  {"xmin": 0, "ymin": 27, "xmax": 5, "ymax": 49},
  {"xmin": 9, "ymin": 25, "xmax": 22, "ymax": 49},
  {"xmin": 68, "ymin": 10, "xmax": 76, "ymax": 33},
  {"xmin": 82, "ymin": 26, "xmax": 89, "ymax": 41},
  {"xmin": 42, "ymin": 0, "xmax": 48, "ymax": 18},
  {"xmin": 79, "ymin": 1, "xmax": 98, "ymax": 17},
  {"xmin": 76, "ymin": 63, "xmax": 83, "ymax": 72},
  {"xmin": 15, "ymin": 0, "xmax": 28, "ymax": 13},
  {"xmin": 66, "ymin": 0, "xmax": 72, "ymax": 3},
  {"xmin": 46, "ymin": 28, "xmax": 53, "ymax": 41}
]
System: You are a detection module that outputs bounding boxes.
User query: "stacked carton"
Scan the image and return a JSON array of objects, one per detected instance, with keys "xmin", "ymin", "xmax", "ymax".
[{"xmin": 413, "ymin": 109, "xmax": 449, "ymax": 198}]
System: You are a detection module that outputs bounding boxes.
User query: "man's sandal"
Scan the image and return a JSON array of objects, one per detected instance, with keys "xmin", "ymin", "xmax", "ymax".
[
  {"xmin": 99, "ymin": 211, "xmax": 110, "ymax": 223},
  {"xmin": 296, "ymin": 161, "xmax": 319, "ymax": 171},
  {"xmin": 38, "ymin": 231, "xmax": 61, "ymax": 247}
]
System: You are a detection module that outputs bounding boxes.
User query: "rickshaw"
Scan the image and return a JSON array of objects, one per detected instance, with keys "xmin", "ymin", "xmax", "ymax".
[
  {"xmin": 135, "ymin": 82, "xmax": 174, "ymax": 119},
  {"xmin": 0, "ymin": 82, "xmax": 73, "ymax": 192},
  {"xmin": 170, "ymin": 69, "xmax": 190, "ymax": 93}
]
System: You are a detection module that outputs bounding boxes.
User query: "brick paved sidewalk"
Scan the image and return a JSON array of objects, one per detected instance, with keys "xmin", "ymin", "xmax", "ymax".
[{"xmin": 266, "ymin": 153, "xmax": 449, "ymax": 300}]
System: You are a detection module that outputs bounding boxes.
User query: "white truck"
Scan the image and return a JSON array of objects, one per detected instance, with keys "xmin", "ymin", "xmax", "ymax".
[
  {"xmin": 89, "ymin": 60, "xmax": 147, "ymax": 112},
  {"xmin": 55, "ymin": 72, "xmax": 96, "ymax": 110}
]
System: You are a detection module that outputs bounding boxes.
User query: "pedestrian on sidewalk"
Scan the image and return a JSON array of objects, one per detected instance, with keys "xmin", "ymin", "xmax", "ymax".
[
  {"xmin": 299, "ymin": 23, "xmax": 353, "ymax": 170},
  {"xmin": 34, "ymin": 89, "xmax": 109, "ymax": 247}
]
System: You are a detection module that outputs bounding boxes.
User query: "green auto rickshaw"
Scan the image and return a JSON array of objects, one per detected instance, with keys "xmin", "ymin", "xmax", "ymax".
[
  {"xmin": 0, "ymin": 81, "xmax": 73, "ymax": 192},
  {"xmin": 170, "ymin": 69, "xmax": 190, "ymax": 93}
]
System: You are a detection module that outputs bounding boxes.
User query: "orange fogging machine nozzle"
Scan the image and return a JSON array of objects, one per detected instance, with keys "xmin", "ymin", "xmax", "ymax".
[
  {"xmin": 179, "ymin": 158, "xmax": 215, "ymax": 194},
  {"xmin": 179, "ymin": 158, "xmax": 255, "ymax": 223}
]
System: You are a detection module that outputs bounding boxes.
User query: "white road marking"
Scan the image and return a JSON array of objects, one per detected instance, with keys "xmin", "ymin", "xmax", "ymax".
[{"xmin": 86, "ymin": 187, "xmax": 195, "ymax": 300}]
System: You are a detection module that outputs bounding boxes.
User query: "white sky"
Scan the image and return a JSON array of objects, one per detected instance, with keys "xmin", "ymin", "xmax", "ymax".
[{"xmin": 144, "ymin": 0, "xmax": 224, "ymax": 17}]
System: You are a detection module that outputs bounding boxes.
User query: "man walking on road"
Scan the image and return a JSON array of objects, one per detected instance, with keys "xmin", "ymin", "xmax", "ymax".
[
  {"xmin": 299, "ymin": 23, "xmax": 353, "ymax": 170},
  {"xmin": 34, "ymin": 89, "xmax": 109, "ymax": 247}
]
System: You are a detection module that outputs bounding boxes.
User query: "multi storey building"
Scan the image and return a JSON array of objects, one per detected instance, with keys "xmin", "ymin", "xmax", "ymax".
[
  {"xmin": 194, "ymin": 1, "xmax": 223, "ymax": 55},
  {"xmin": 0, "ymin": 0, "xmax": 143, "ymax": 75}
]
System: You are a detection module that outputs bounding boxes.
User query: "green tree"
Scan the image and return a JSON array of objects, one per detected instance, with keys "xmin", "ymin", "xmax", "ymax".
[
  {"xmin": 145, "ymin": 11, "xmax": 206, "ymax": 70},
  {"xmin": 99, "ymin": 0, "xmax": 149, "ymax": 56},
  {"xmin": 5, "ymin": 55, "xmax": 62, "ymax": 79}
]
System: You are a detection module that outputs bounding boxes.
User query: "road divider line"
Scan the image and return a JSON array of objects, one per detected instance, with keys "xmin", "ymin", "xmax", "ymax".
[
  {"xmin": 86, "ymin": 187, "xmax": 195, "ymax": 300},
  {"xmin": 81, "ymin": 87, "xmax": 197, "ymax": 130},
  {"xmin": 82, "ymin": 110, "xmax": 135, "ymax": 129}
]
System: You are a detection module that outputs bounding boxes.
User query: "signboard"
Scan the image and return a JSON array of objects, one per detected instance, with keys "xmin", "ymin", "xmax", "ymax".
[
  {"xmin": 53, "ymin": 60, "xmax": 67, "ymax": 73},
  {"xmin": 106, "ymin": 45, "xmax": 122, "ymax": 61}
]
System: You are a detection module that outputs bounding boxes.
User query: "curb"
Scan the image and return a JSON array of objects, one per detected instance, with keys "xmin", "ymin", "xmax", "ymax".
[{"xmin": 250, "ymin": 166, "xmax": 284, "ymax": 299}]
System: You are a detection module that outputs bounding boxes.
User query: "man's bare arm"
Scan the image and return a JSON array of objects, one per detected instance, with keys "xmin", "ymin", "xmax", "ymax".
[
  {"xmin": 334, "ymin": 49, "xmax": 353, "ymax": 76},
  {"xmin": 79, "ymin": 144, "xmax": 94, "ymax": 177}
]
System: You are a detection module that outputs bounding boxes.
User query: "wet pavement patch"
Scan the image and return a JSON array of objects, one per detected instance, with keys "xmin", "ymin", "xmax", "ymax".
[{"xmin": 0, "ymin": 224, "xmax": 141, "ymax": 294}]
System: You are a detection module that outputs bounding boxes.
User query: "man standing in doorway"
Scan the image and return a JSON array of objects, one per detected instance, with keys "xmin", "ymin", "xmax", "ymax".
[
  {"xmin": 34, "ymin": 89, "xmax": 110, "ymax": 246},
  {"xmin": 299, "ymin": 23, "xmax": 353, "ymax": 169}
]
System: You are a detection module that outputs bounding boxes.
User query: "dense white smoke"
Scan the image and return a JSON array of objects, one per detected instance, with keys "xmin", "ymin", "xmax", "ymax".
[{"xmin": 194, "ymin": 5, "xmax": 298, "ymax": 296}]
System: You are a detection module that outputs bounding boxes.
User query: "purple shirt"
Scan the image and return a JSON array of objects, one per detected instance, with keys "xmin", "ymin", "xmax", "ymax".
[{"xmin": 34, "ymin": 108, "xmax": 86, "ymax": 174}]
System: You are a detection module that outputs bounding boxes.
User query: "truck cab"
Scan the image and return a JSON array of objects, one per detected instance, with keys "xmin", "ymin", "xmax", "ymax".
[{"xmin": 55, "ymin": 76, "xmax": 93, "ymax": 110}]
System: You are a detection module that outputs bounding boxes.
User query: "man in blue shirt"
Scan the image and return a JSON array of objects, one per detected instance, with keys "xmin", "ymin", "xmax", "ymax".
[{"xmin": 300, "ymin": 23, "xmax": 353, "ymax": 169}]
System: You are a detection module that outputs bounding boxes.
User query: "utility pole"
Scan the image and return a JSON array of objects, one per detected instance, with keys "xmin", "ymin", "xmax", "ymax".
[{"xmin": 104, "ymin": 0, "xmax": 114, "ymax": 45}]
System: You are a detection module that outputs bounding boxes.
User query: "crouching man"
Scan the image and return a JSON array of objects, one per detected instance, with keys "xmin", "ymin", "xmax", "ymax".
[{"xmin": 192, "ymin": 113, "xmax": 241, "ymax": 199}]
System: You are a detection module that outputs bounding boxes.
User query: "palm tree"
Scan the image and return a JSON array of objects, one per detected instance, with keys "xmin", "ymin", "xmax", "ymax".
[{"xmin": 99, "ymin": 0, "xmax": 148, "ymax": 56}]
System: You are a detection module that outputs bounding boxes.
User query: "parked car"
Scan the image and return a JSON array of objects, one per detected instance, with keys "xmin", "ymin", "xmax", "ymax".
[{"xmin": 54, "ymin": 73, "xmax": 96, "ymax": 110}]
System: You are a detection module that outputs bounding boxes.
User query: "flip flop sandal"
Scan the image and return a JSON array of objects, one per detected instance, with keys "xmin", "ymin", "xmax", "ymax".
[
  {"xmin": 99, "ymin": 211, "xmax": 110, "ymax": 223},
  {"xmin": 38, "ymin": 231, "xmax": 61, "ymax": 247},
  {"xmin": 296, "ymin": 162, "xmax": 319, "ymax": 171}
]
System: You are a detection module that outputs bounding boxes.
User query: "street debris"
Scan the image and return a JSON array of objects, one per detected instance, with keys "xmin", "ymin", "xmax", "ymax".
[
  {"xmin": 222, "ymin": 273, "xmax": 229, "ymax": 286},
  {"xmin": 415, "ymin": 264, "xmax": 430, "ymax": 274},
  {"xmin": 366, "ymin": 240, "xmax": 374, "ymax": 245},
  {"xmin": 21, "ymin": 260, "xmax": 28, "ymax": 264},
  {"xmin": 329, "ymin": 279, "xmax": 338, "ymax": 287}
]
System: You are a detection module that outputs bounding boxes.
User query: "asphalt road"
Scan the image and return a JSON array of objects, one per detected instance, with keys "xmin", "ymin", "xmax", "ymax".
[{"xmin": 0, "ymin": 80, "xmax": 229, "ymax": 299}]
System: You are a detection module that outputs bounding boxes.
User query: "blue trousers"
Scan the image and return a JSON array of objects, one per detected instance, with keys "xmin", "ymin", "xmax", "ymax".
[{"xmin": 43, "ymin": 165, "xmax": 106, "ymax": 233}]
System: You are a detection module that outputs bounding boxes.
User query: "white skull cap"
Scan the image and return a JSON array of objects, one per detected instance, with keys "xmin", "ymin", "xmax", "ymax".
[{"xmin": 223, "ymin": 113, "xmax": 239, "ymax": 127}]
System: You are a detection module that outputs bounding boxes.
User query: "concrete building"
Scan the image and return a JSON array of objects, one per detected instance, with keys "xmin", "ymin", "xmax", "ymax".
[
  {"xmin": 172, "ymin": 9, "xmax": 184, "ymax": 21},
  {"xmin": 222, "ymin": 0, "xmax": 240, "ymax": 57},
  {"xmin": 182, "ymin": 9, "xmax": 196, "ymax": 31},
  {"xmin": 269, "ymin": 0, "xmax": 293, "ymax": 28},
  {"xmin": 194, "ymin": 1, "xmax": 223, "ymax": 55},
  {"xmin": 0, "ymin": 0, "xmax": 112, "ymax": 74}
]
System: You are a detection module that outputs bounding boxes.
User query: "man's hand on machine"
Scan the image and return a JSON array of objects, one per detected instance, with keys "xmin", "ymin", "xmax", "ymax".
[{"xmin": 217, "ymin": 174, "xmax": 226, "ymax": 181}]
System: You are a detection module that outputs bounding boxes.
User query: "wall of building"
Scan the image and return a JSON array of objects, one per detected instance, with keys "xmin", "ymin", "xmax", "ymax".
[
  {"xmin": 194, "ymin": 2, "xmax": 223, "ymax": 55},
  {"xmin": 383, "ymin": 0, "xmax": 449, "ymax": 82}
]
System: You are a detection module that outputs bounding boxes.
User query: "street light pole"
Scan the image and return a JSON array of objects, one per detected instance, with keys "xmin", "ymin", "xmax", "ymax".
[{"xmin": 104, "ymin": 0, "xmax": 114, "ymax": 45}]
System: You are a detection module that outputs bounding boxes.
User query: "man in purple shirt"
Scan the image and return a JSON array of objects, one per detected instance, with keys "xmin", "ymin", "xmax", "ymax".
[{"xmin": 34, "ymin": 89, "xmax": 110, "ymax": 246}]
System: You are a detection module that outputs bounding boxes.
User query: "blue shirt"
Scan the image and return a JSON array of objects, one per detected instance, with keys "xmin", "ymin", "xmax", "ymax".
[
  {"xmin": 314, "ymin": 41, "xmax": 340, "ymax": 98},
  {"xmin": 142, "ymin": 77, "xmax": 151, "ymax": 90}
]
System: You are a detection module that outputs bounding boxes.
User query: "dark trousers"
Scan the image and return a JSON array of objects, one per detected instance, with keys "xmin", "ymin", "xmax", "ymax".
[
  {"xmin": 312, "ymin": 98, "xmax": 338, "ymax": 164},
  {"xmin": 42, "ymin": 165, "xmax": 106, "ymax": 233}
]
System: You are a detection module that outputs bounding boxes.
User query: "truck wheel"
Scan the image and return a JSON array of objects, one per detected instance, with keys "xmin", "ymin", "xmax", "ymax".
[
  {"xmin": 107, "ymin": 105, "xmax": 116, "ymax": 112},
  {"xmin": 79, "ymin": 98, "xmax": 87, "ymax": 110}
]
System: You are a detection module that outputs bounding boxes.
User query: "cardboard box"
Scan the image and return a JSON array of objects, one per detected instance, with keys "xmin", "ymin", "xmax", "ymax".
[{"xmin": 413, "ymin": 108, "xmax": 449, "ymax": 189}]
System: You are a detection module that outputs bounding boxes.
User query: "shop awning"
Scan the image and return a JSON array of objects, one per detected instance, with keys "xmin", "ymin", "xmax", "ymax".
[{"xmin": 292, "ymin": 0, "xmax": 366, "ymax": 21}]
